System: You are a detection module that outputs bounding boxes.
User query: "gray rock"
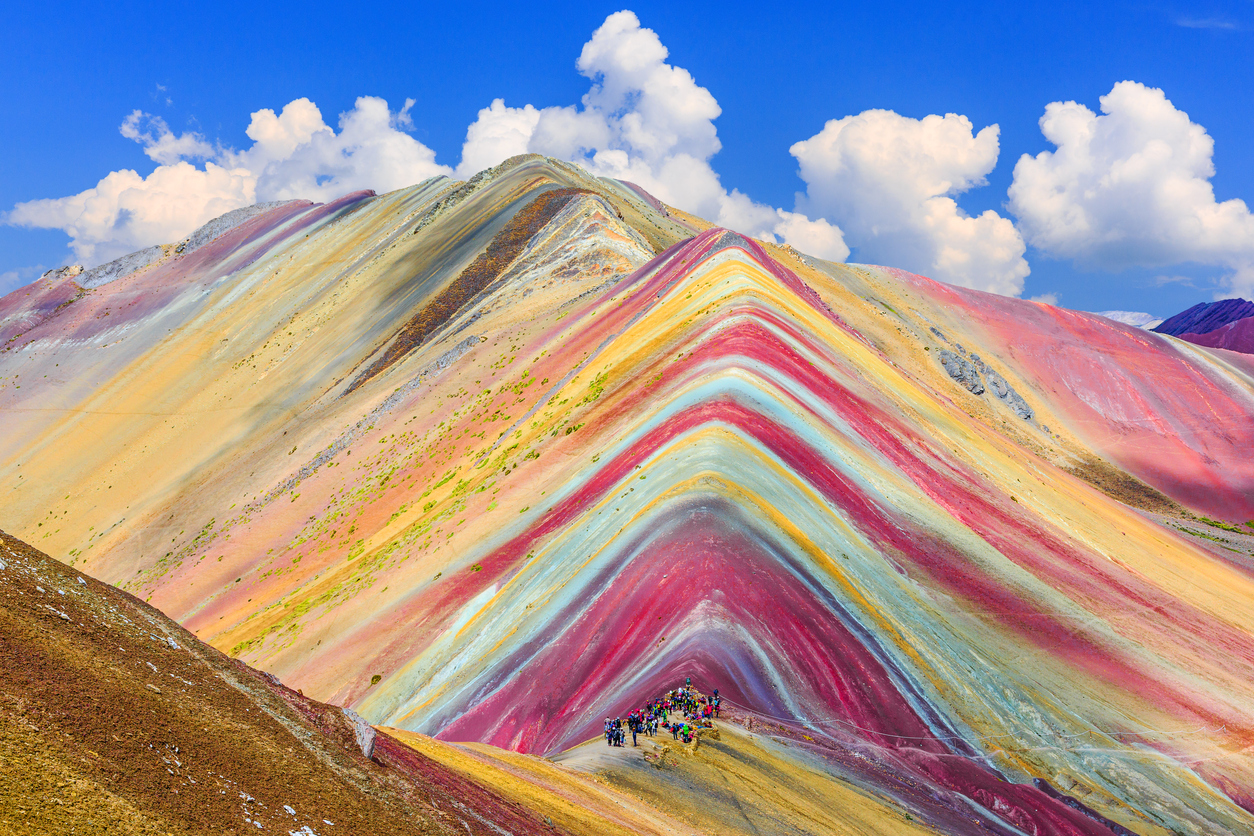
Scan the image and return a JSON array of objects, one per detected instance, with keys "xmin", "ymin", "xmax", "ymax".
[
  {"xmin": 967, "ymin": 354, "xmax": 1034, "ymax": 420},
  {"xmin": 984, "ymin": 367, "xmax": 1011, "ymax": 399},
  {"xmin": 343, "ymin": 708, "xmax": 376, "ymax": 759},
  {"xmin": 929, "ymin": 326, "xmax": 949, "ymax": 343},
  {"xmin": 1004, "ymin": 391, "xmax": 1034, "ymax": 421},
  {"xmin": 937, "ymin": 349, "xmax": 984, "ymax": 395},
  {"xmin": 39, "ymin": 265, "xmax": 84, "ymax": 283},
  {"xmin": 179, "ymin": 201, "xmax": 296, "ymax": 256},
  {"xmin": 77, "ymin": 201, "xmax": 299, "ymax": 289},
  {"xmin": 79, "ymin": 246, "xmax": 167, "ymax": 288}
]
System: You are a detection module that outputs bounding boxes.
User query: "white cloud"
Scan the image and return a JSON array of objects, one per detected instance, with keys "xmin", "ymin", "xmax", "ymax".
[
  {"xmin": 456, "ymin": 10, "xmax": 849, "ymax": 262},
  {"xmin": 770, "ymin": 211, "xmax": 850, "ymax": 263},
  {"xmin": 8, "ymin": 162, "xmax": 256, "ymax": 266},
  {"xmin": 19, "ymin": 11, "xmax": 1093, "ymax": 285},
  {"xmin": 1176, "ymin": 17, "xmax": 1239, "ymax": 30},
  {"xmin": 1008, "ymin": 80, "xmax": 1254, "ymax": 298},
  {"xmin": 228, "ymin": 97, "xmax": 451, "ymax": 204},
  {"xmin": 7, "ymin": 97, "xmax": 451, "ymax": 267},
  {"xmin": 120, "ymin": 111, "xmax": 216, "ymax": 165},
  {"xmin": 789, "ymin": 110, "xmax": 1029, "ymax": 295},
  {"xmin": 1028, "ymin": 292, "xmax": 1059, "ymax": 305},
  {"xmin": 456, "ymin": 99, "xmax": 541, "ymax": 179}
]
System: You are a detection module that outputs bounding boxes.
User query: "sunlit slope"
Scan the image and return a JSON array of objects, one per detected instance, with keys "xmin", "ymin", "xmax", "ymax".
[
  {"xmin": 387, "ymin": 725, "xmax": 945, "ymax": 836},
  {"xmin": 0, "ymin": 154, "xmax": 680, "ymax": 583},
  {"xmin": 3, "ymin": 156, "xmax": 1254, "ymax": 834},
  {"xmin": 348, "ymin": 229, "xmax": 1254, "ymax": 834}
]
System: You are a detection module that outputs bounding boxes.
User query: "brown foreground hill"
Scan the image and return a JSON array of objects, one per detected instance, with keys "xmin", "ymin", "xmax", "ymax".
[{"xmin": 0, "ymin": 529, "xmax": 559, "ymax": 836}]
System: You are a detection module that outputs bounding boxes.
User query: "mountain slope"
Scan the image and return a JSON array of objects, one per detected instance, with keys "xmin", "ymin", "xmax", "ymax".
[
  {"xmin": 1153, "ymin": 297, "xmax": 1254, "ymax": 337},
  {"xmin": 1180, "ymin": 314, "xmax": 1254, "ymax": 355},
  {"xmin": 0, "ymin": 529, "xmax": 559, "ymax": 836},
  {"xmin": 3, "ymin": 155, "xmax": 1254, "ymax": 835}
]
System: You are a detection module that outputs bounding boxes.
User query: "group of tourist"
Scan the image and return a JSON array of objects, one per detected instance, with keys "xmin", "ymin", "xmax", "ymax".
[{"xmin": 604, "ymin": 679, "xmax": 722, "ymax": 747}]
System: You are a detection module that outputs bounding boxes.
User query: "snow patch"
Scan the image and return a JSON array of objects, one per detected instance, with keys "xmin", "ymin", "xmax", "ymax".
[{"xmin": 1094, "ymin": 310, "xmax": 1164, "ymax": 329}]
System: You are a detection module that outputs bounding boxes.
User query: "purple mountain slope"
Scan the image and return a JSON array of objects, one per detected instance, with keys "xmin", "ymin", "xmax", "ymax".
[
  {"xmin": 1153, "ymin": 298, "xmax": 1254, "ymax": 336},
  {"xmin": 1181, "ymin": 315, "xmax": 1254, "ymax": 355}
]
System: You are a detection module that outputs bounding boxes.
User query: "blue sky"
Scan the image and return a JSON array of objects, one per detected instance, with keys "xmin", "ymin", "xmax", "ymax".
[{"xmin": 3, "ymin": 0, "xmax": 1252, "ymax": 316}]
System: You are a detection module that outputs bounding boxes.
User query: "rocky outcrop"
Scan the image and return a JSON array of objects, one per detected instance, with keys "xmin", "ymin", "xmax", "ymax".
[
  {"xmin": 969, "ymin": 353, "xmax": 1034, "ymax": 420},
  {"xmin": 344, "ymin": 708, "xmax": 377, "ymax": 759},
  {"xmin": 78, "ymin": 244, "xmax": 170, "ymax": 288},
  {"xmin": 937, "ymin": 348, "xmax": 984, "ymax": 395}
]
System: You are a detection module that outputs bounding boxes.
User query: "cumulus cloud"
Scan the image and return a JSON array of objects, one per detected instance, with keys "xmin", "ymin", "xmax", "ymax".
[
  {"xmin": 120, "ymin": 111, "xmax": 216, "ymax": 165},
  {"xmin": 227, "ymin": 97, "xmax": 451, "ymax": 204},
  {"xmin": 456, "ymin": 10, "xmax": 850, "ymax": 262},
  {"xmin": 15, "ymin": 10, "xmax": 1082, "ymax": 290},
  {"xmin": 789, "ymin": 110, "xmax": 1029, "ymax": 295},
  {"xmin": 8, "ymin": 162, "xmax": 256, "ymax": 266},
  {"xmin": 7, "ymin": 97, "xmax": 451, "ymax": 267},
  {"xmin": 1008, "ymin": 81, "xmax": 1254, "ymax": 297},
  {"xmin": 457, "ymin": 99, "xmax": 541, "ymax": 179}
]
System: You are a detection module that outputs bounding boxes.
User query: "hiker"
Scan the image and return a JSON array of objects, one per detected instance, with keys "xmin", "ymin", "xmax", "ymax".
[{"xmin": 597, "ymin": 682, "xmax": 722, "ymax": 749}]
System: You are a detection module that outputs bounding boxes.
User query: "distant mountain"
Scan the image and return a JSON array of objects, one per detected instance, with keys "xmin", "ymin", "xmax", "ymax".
[
  {"xmin": 1093, "ymin": 310, "xmax": 1163, "ymax": 328},
  {"xmin": 1180, "ymin": 315, "xmax": 1254, "ymax": 355},
  {"xmin": 1153, "ymin": 297, "xmax": 1254, "ymax": 336}
]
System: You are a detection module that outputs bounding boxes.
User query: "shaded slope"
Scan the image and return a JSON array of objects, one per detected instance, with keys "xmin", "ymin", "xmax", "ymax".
[
  {"xmin": 1153, "ymin": 297, "xmax": 1254, "ymax": 337},
  {"xmin": 1180, "ymin": 314, "xmax": 1254, "ymax": 354},
  {"xmin": 881, "ymin": 271, "xmax": 1254, "ymax": 520},
  {"xmin": 347, "ymin": 186, "xmax": 592, "ymax": 393},
  {"xmin": 0, "ymin": 529, "xmax": 559, "ymax": 836}
]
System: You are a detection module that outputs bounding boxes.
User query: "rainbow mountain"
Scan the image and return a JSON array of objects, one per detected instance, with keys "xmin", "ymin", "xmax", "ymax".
[{"xmin": 3, "ymin": 155, "xmax": 1254, "ymax": 835}]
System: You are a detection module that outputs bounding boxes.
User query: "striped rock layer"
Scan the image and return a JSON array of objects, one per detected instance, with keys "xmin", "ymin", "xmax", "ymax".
[{"xmin": 3, "ymin": 156, "xmax": 1254, "ymax": 835}]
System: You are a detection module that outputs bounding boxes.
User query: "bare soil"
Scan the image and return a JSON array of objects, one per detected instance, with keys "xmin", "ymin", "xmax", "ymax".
[
  {"xmin": 1065, "ymin": 454, "xmax": 1183, "ymax": 514},
  {"xmin": 0, "ymin": 529, "xmax": 559, "ymax": 836}
]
